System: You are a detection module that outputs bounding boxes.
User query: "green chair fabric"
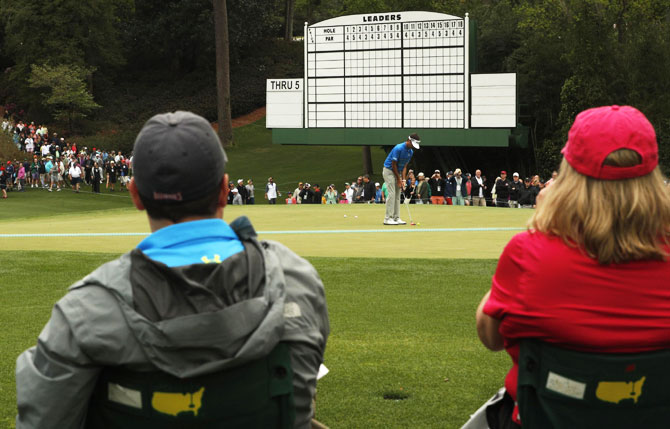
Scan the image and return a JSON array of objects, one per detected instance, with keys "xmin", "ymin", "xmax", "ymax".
[
  {"xmin": 86, "ymin": 342, "xmax": 295, "ymax": 429},
  {"xmin": 517, "ymin": 339, "xmax": 670, "ymax": 429}
]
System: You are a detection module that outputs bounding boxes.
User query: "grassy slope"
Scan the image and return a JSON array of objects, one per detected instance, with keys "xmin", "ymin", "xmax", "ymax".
[
  {"xmin": 0, "ymin": 132, "xmax": 24, "ymax": 162},
  {"xmin": 0, "ymin": 188, "xmax": 133, "ymax": 220},
  {"xmin": 226, "ymin": 117, "xmax": 388, "ymax": 196},
  {"xmin": 0, "ymin": 252, "xmax": 507, "ymax": 429}
]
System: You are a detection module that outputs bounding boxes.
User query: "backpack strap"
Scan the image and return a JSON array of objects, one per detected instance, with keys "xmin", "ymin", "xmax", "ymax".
[{"xmin": 229, "ymin": 216, "xmax": 258, "ymax": 241}]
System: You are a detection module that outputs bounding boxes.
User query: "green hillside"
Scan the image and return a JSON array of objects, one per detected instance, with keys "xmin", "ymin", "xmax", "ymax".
[
  {"xmin": 0, "ymin": 132, "xmax": 23, "ymax": 162},
  {"xmin": 226, "ymin": 117, "xmax": 387, "ymax": 196}
]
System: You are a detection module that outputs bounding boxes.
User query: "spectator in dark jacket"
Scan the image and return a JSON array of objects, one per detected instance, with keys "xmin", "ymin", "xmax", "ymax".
[
  {"xmin": 444, "ymin": 171, "xmax": 454, "ymax": 204},
  {"xmin": 362, "ymin": 175, "xmax": 375, "ymax": 202},
  {"xmin": 5, "ymin": 161, "xmax": 15, "ymax": 190},
  {"xmin": 508, "ymin": 172, "xmax": 522, "ymax": 208},
  {"xmin": 495, "ymin": 171, "xmax": 511, "ymax": 207},
  {"xmin": 449, "ymin": 168, "xmax": 468, "ymax": 205},
  {"xmin": 312, "ymin": 184, "xmax": 323, "ymax": 204},
  {"xmin": 403, "ymin": 178, "xmax": 416, "ymax": 204},
  {"xmin": 236, "ymin": 179, "xmax": 247, "ymax": 204},
  {"xmin": 518, "ymin": 177, "xmax": 537, "ymax": 208},
  {"xmin": 299, "ymin": 183, "xmax": 314, "ymax": 204},
  {"xmin": 429, "ymin": 170, "xmax": 445, "ymax": 205}
]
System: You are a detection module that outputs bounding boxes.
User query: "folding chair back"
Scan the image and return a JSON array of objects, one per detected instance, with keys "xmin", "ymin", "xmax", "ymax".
[
  {"xmin": 86, "ymin": 342, "xmax": 295, "ymax": 429},
  {"xmin": 518, "ymin": 339, "xmax": 670, "ymax": 429}
]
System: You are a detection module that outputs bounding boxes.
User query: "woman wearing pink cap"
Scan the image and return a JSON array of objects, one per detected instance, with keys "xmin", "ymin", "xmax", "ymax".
[{"xmin": 471, "ymin": 105, "xmax": 670, "ymax": 428}]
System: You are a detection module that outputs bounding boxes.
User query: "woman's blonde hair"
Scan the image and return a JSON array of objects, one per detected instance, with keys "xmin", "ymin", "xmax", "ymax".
[{"xmin": 530, "ymin": 149, "xmax": 670, "ymax": 264}]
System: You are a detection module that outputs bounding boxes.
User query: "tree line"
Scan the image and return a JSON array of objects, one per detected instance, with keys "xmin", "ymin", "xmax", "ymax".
[{"xmin": 0, "ymin": 0, "xmax": 669, "ymax": 174}]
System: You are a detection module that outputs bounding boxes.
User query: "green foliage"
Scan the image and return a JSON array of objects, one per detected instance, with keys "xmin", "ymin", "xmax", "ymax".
[
  {"xmin": 28, "ymin": 64, "xmax": 101, "ymax": 132},
  {"xmin": 656, "ymin": 118, "xmax": 670, "ymax": 175},
  {"xmin": 1, "ymin": 0, "xmax": 129, "ymax": 86},
  {"xmin": 74, "ymin": 39, "xmax": 302, "ymax": 152},
  {"xmin": 121, "ymin": 0, "xmax": 216, "ymax": 73},
  {"xmin": 121, "ymin": 0, "xmax": 282, "ymax": 74},
  {"xmin": 494, "ymin": 0, "xmax": 670, "ymax": 175},
  {"xmin": 230, "ymin": 40, "xmax": 303, "ymax": 116}
]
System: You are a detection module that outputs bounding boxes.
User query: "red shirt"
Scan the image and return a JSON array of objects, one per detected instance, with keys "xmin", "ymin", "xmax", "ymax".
[{"xmin": 484, "ymin": 231, "xmax": 670, "ymax": 408}]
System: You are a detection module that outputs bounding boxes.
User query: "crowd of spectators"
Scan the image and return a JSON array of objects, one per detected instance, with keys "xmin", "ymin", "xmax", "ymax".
[
  {"xmin": 398, "ymin": 168, "xmax": 558, "ymax": 208},
  {"xmin": 1, "ymin": 117, "xmax": 132, "ymax": 197},
  {"xmin": 3, "ymin": 116, "xmax": 553, "ymax": 208},
  {"xmin": 273, "ymin": 169, "xmax": 557, "ymax": 208},
  {"xmin": 227, "ymin": 178, "xmax": 256, "ymax": 205}
]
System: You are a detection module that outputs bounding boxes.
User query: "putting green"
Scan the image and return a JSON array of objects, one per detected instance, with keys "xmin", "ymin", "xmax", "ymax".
[{"xmin": 1, "ymin": 204, "xmax": 532, "ymax": 259}]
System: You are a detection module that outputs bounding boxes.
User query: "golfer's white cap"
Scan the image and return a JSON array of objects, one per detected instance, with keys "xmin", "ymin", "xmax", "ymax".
[
  {"xmin": 409, "ymin": 133, "xmax": 421, "ymax": 149},
  {"xmin": 513, "ymin": 172, "xmax": 519, "ymax": 177},
  {"xmin": 375, "ymin": 182, "xmax": 380, "ymax": 186}
]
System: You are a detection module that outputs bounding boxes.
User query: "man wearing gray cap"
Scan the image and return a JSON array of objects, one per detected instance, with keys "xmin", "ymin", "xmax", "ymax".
[{"xmin": 16, "ymin": 111, "xmax": 330, "ymax": 428}]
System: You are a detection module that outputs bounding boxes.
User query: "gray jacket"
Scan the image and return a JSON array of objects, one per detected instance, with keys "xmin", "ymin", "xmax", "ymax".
[{"xmin": 16, "ymin": 218, "xmax": 329, "ymax": 428}]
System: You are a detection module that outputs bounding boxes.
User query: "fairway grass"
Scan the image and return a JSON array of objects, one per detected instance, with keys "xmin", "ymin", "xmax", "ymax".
[
  {"xmin": 0, "ymin": 252, "xmax": 508, "ymax": 429},
  {"xmin": 2, "ymin": 198, "xmax": 532, "ymax": 259},
  {"xmin": 1, "ymin": 192, "xmax": 524, "ymax": 427}
]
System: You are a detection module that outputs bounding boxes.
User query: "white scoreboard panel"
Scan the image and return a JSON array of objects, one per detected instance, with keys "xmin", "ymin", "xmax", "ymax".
[
  {"xmin": 266, "ymin": 79, "xmax": 304, "ymax": 128},
  {"xmin": 305, "ymin": 11, "xmax": 467, "ymax": 129},
  {"xmin": 470, "ymin": 73, "xmax": 517, "ymax": 128}
]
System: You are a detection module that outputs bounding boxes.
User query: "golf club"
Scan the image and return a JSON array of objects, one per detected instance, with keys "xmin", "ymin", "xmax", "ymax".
[{"xmin": 404, "ymin": 193, "xmax": 416, "ymax": 226}]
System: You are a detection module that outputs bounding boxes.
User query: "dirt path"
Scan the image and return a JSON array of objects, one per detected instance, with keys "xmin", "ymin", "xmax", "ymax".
[{"xmin": 211, "ymin": 106, "xmax": 266, "ymax": 132}]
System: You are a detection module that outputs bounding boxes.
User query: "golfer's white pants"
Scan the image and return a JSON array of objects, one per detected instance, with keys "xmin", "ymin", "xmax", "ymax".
[{"xmin": 383, "ymin": 167, "xmax": 400, "ymax": 220}]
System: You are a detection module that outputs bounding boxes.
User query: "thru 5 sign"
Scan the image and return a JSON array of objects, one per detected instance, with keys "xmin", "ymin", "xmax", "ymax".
[{"xmin": 266, "ymin": 79, "xmax": 304, "ymax": 128}]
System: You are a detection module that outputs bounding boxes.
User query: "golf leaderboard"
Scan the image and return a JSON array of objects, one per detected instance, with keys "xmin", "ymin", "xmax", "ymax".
[
  {"xmin": 266, "ymin": 10, "xmax": 521, "ymax": 149},
  {"xmin": 305, "ymin": 12, "xmax": 466, "ymax": 129}
]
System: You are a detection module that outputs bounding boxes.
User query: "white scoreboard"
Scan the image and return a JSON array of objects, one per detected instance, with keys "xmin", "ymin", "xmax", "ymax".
[{"xmin": 305, "ymin": 11, "xmax": 468, "ymax": 129}]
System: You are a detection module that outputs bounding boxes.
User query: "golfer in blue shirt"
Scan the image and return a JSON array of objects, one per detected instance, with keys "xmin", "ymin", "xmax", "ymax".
[{"xmin": 382, "ymin": 133, "xmax": 420, "ymax": 225}]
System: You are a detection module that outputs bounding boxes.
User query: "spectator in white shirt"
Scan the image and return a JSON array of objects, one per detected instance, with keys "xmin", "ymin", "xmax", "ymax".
[
  {"xmin": 471, "ymin": 169, "xmax": 487, "ymax": 207},
  {"xmin": 265, "ymin": 177, "xmax": 278, "ymax": 204},
  {"xmin": 69, "ymin": 162, "xmax": 82, "ymax": 193},
  {"xmin": 343, "ymin": 182, "xmax": 354, "ymax": 204},
  {"xmin": 24, "ymin": 136, "xmax": 34, "ymax": 153}
]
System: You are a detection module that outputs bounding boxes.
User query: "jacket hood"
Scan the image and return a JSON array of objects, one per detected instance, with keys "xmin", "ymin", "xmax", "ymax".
[{"xmin": 70, "ymin": 218, "xmax": 287, "ymax": 378}]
